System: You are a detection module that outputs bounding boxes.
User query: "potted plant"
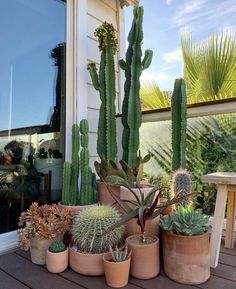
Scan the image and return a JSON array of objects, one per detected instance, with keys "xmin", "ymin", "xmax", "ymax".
[
  {"xmin": 69, "ymin": 205, "xmax": 125, "ymax": 276},
  {"xmin": 160, "ymin": 206, "xmax": 210, "ymax": 284},
  {"xmin": 104, "ymin": 185, "xmax": 194, "ymax": 279},
  {"xmin": 59, "ymin": 119, "xmax": 98, "ymax": 214},
  {"xmin": 17, "ymin": 202, "xmax": 72, "ymax": 265},
  {"xmin": 46, "ymin": 240, "xmax": 68, "ymax": 273},
  {"xmin": 103, "ymin": 244, "xmax": 132, "ymax": 288}
]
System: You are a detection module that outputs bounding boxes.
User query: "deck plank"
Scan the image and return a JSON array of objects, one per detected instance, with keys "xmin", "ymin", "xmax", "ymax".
[
  {"xmin": 196, "ymin": 275, "xmax": 236, "ymax": 289},
  {"xmin": 0, "ymin": 270, "xmax": 30, "ymax": 289},
  {"xmin": 211, "ymin": 263, "xmax": 236, "ymax": 281},
  {"xmin": 0, "ymin": 253, "xmax": 84, "ymax": 289},
  {"xmin": 219, "ymin": 252, "xmax": 236, "ymax": 267}
]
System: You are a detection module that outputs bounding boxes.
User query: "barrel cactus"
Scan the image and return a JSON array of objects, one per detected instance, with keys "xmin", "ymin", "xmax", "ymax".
[
  {"xmin": 171, "ymin": 168, "xmax": 192, "ymax": 207},
  {"xmin": 49, "ymin": 241, "xmax": 66, "ymax": 253},
  {"xmin": 87, "ymin": 22, "xmax": 118, "ymax": 162},
  {"xmin": 120, "ymin": 6, "xmax": 153, "ymax": 169},
  {"xmin": 70, "ymin": 205, "xmax": 125, "ymax": 254},
  {"xmin": 171, "ymin": 78, "xmax": 187, "ymax": 171}
]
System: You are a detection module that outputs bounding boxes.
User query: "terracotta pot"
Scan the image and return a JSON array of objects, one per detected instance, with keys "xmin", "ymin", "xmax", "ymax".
[
  {"xmin": 30, "ymin": 235, "xmax": 63, "ymax": 265},
  {"xmin": 126, "ymin": 234, "xmax": 160, "ymax": 279},
  {"xmin": 160, "ymin": 197, "xmax": 175, "ymax": 216},
  {"xmin": 3, "ymin": 155, "xmax": 12, "ymax": 165},
  {"xmin": 97, "ymin": 181, "xmax": 120, "ymax": 207},
  {"xmin": 46, "ymin": 248, "xmax": 68, "ymax": 273},
  {"xmin": 103, "ymin": 253, "xmax": 131, "ymax": 288},
  {"xmin": 162, "ymin": 231, "xmax": 210, "ymax": 284},
  {"xmin": 69, "ymin": 248, "xmax": 105, "ymax": 276},
  {"xmin": 58, "ymin": 202, "xmax": 97, "ymax": 216}
]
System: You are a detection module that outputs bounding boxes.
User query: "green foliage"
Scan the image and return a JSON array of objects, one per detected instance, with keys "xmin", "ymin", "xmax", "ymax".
[
  {"xmin": 70, "ymin": 205, "xmax": 125, "ymax": 254},
  {"xmin": 87, "ymin": 22, "xmax": 117, "ymax": 162},
  {"xmin": 160, "ymin": 206, "xmax": 209, "ymax": 236},
  {"xmin": 49, "ymin": 241, "xmax": 66, "ymax": 253},
  {"xmin": 109, "ymin": 244, "xmax": 132, "ymax": 262},
  {"xmin": 171, "ymin": 78, "xmax": 187, "ymax": 171},
  {"xmin": 120, "ymin": 6, "xmax": 153, "ymax": 169}
]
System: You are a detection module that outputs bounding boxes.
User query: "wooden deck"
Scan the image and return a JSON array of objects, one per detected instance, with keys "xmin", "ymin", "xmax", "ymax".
[{"xmin": 0, "ymin": 240, "xmax": 235, "ymax": 289}]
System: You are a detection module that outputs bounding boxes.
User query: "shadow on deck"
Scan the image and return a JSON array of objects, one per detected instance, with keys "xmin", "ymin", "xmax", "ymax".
[{"xmin": 0, "ymin": 240, "xmax": 235, "ymax": 289}]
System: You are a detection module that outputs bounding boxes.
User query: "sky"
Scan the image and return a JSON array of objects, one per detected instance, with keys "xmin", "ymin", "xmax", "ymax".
[{"xmin": 124, "ymin": 0, "xmax": 236, "ymax": 91}]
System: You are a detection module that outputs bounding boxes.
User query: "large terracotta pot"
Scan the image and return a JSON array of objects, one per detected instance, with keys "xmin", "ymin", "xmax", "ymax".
[
  {"xmin": 46, "ymin": 248, "xmax": 68, "ymax": 273},
  {"xmin": 126, "ymin": 234, "xmax": 160, "ymax": 279},
  {"xmin": 97, "ymin": 181, "xmax": 120, "ymax": 207},
  {"xmin": 162, "ymin": 231, "xmax": 210, "ymax": 284},
  {"xmin": 103, "ymin": 253, "xmax": 131, "ymax": 288},
  {"xmin": 30, "ymin": 235, "xmax": 63, "ymax": 265},
  {"xmin": 69, "ymin": 248, "xmax": 105, "ymax": 276},
  {"xmin": 58, "ymin": 202, "xmax": 97, "ymax": 216}
]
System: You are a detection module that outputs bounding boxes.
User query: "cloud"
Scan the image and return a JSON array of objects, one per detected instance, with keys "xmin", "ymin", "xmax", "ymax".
[
  {"xmin": 163, "ymin": 49, "xmax": 182, "ymax": 63},
  {"xmin": 166, "ymin": 0, "xmax": 174, "ymax": 5}
]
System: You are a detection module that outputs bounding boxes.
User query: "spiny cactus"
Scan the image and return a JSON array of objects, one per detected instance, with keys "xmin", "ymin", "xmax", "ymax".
[
  {"xmin": 171, "ymin": 78, "xmax": 187, "ymax": 171},
  {"xmin": 49, "ymin": 241, "xmax": 66, "ymax": 253},
  {"xmin": 70, "ymin": 205, "xmax": 125, "ymax": 254},
  {"xmin": 120, "ymin": 6, "xmax": 153, "ymax": 169},
  {"xmin": 171, "ymin": 168, "xmax": 192, "ymax": 207},
  {"xmin": 87, "ymin": 22, "xmax": 118, "ymax": 162},
  {"xmin": 71, "ymin": 124, "xmax": 80, "ymax": 205}
]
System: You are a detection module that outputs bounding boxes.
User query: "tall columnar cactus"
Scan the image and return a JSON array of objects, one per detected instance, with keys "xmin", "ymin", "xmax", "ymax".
[
  {"xmin": 87, "ymin": 22, "xmax": 118, "ymax": 162},
  {"xmin": 71, "ymin": 124, "xmax": 80, "ymax": 205},
  {"xmin": 79, "ymin": 119, "xmax": 97, "ymax": 205},
  {"xmin": 71, "ymin": 205, "xmax": 125, "ymax": 254},
  {"xmin": 171, "ymin": 78, "xmax": 187, "ymax": 171},
  {"xmin": 62, "ymin": 161, "xmax": 72, "ymax": 205},
  {"xmin": 171, "ymin": 168, "xmax": 193, "ymax": 207}
]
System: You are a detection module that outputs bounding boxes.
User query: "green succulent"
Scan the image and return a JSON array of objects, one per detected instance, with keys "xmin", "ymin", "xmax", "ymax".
[
  {"xmin": 109, "ymin": 244, "xmax": 131, "ymax": 262},
  {"xmin": 160, "ymin": 206, "xmax": 209, "ymax": 236},
  {"xmin": 48, "ymin": 241, "xmax": 66, "ymax": 253},
  {"xmin": 70, "ymin": 205, "xmax": 125, "ymax": 254}
]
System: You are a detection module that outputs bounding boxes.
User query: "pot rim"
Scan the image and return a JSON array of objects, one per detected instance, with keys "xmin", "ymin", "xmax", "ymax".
[
  {"xmin": 102, "ymin": 252, "xmax": 131, "ymax": 264},
  {"xmin": 163, "ymin": 230, "xmax": 209, "ymax": 239},
  {"xmin": 126, "ymin": 234, "xmax": 159, "ymax": 246}
]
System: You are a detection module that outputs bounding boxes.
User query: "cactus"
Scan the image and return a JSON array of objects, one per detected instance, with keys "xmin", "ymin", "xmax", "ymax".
[
  {"xmin": 120, "ymin": 6, "xmax": 153, "ymax": 169},
  {"xmin": 70, "ymin": 205, "xmax": 125, "ymax": 254},
  {"xmin": 49, "ymin": 241, "xmax": 66, "ymax": 253},
  {"xmin": 171, "ymin": 78, "xmax": 187, "ymax": 171},
  {"xmin": 171, "ymin": 168, "xmax": 192, "ymax": 207},
  {"xmin": 71, "ymin": 124, "xmax": 80, "ymax": 205},
  {"xmin": 62, "ymin": 161, "xmax": 72, "ymax": 205},
  {"xmin": 87, "ymin": 22, "xmax": 118, "ymax": 162},
  {"xmin": 109, "ymin": 244, "xmax": 132, "ymax": 262}
]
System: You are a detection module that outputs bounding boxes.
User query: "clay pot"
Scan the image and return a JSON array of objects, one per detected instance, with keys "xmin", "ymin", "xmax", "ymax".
[
  {"xmin": 97, "ymin": 181, "xmax": 120, "ymax": 207},
  {"xmin": 103, "ymin": 253, "xmax": 131, "ymax": 288},
  {"xmin": 69, "ymin": 248, "xmax": 105, "ymax": 276},
  {"xmin": 46, "ymin": 248, "xmax": 68, "ymax": 273},
  {"xmin": 58, "ymin": 202, "xmax": 97, "ymax": 216},
  {"xmin": 126, "ymin": 234, "xmax": 160, "ymax": 279},
  {"xmin": 30, "ymin": 235, "xmax": 63, "ymax": 265},
  {"xmin": 3, "ymin": 155, "xmax": 12, "ymax": 165},
  {"xmin": 162, "ymin": 231, "xmax": 210, "ymax": 284},
  {"xmin": 160, "ymin": 197, "xmax": 175, "ymax": 216}
]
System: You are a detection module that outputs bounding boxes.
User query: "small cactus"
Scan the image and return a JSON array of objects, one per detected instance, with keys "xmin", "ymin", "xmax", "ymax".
[
  {"xmin": 48, "ymin": 241, "xmax": 66, "ymax": 253},
  {"xmin": 70, "ymin": 205, "xmax": 125, "ymax": 254},
  {"xmin": 171, "ymin": 168, "xmax": 192, "ymax": 207},
  {"xmin": 109, "ymin": 244, "xmax": 132, "ymax": 262}
]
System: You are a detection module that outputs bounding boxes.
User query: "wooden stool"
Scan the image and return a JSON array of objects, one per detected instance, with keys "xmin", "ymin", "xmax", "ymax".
[{"xmin": 201, "ymin": 172, "xmax": 236, "ymax": 268}]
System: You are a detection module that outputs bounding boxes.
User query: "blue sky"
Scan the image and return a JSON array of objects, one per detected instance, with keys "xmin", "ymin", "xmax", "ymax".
[{"xmin": 125, "ymin": 0, "xmax": 236, "ymax": 91}]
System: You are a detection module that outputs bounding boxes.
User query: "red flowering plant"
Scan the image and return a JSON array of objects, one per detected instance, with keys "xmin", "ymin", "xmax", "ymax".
[{"xmin": 17, "ymin": 202, "xmax": 72, "ymax": 250}]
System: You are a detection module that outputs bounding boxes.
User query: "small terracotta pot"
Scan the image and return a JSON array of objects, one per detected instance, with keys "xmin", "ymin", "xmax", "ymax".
[
  {"xmin": 126, "ymin": 234, "xmax": 160, "ymax": 279},
  {"xmin": 69, "ymin": 248, "xmax": 105, "ymax": 276},
  {"xmin": 46, "ymin": 248, "xmax": 68, "ymax": 273},
  {"xmin": 97, "ymin": 181, "xmax": 120, "ymax": 207},
  {"xmin": 58, "ymin": 202, "xmax": 97, "ymax": 216},
  {"xmin": 30, "ymin": 235, "xmax": 63, "ymax": 265},
  {"xmin": 162, "ymin": 231, "xmax": 210, "ymax": 284},
  {"xmin": 103, "ymin": 253, "xmax": 131, "ymax": 288}
]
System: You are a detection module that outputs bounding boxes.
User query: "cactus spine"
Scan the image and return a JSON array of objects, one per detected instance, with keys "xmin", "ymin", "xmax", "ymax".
[
  {"xmin": 171, "ymin": 169, "xmax": 192, "ymax": 207},
  {"xmin": 171, "ymin": 78, "xmax": 187, "ymax": 171},
  {"xmin": 120, "ymin": 6, "xmax": 153, "ymax": 169},
  {"xmin": 70, "ymin": 205, "xmax": 125, "ymax": 254},
  {"xmin": 87, "ymin": 22, "xmax": 117, "ymax": 162}
]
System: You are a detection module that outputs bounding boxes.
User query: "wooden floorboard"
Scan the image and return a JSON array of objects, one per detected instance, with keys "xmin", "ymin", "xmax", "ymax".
[{"xmin": 0, "ymin": 243, "xmax": 236, "ymax": 289}]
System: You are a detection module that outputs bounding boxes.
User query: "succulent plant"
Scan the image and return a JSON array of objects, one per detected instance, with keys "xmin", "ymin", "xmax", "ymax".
[
  {"xmin": 70, "ymin": 205, "xmax": 125, "ymax": 254},
  {"xmin": 109, "ymin": 244, "xmax": 132, "ymax": 262},
  {"xmin": 171, "ymin": 168, "xmax": 192, "ymax": 207},
  {"xmin": 171, "ymin": 78, "xmax": 187, "ymax": 171},
  {"xmin": 49, "ymin": 241, "xmax": 66, "ymax": 253},
  {"xmin": 119, "ymin": 6, "xmax": 153, "ymax": 169},
  {"xmin": 160, "ymin": 206, "xmax": 209, "ymax": 236}
]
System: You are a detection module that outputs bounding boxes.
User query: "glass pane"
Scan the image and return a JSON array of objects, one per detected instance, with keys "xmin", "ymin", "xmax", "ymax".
[{"xmin": 0, "ymin": 0, "xmax": 66, "ymax": 234}]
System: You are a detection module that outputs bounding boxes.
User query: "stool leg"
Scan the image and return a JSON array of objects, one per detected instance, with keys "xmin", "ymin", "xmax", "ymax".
[
  {"xmin": 225, "ymin": 191, "xmax": 236, "ymax": 249},
  {"xmin": 210, "ymin": 184, "xmax": 228, "ymax": 268}
]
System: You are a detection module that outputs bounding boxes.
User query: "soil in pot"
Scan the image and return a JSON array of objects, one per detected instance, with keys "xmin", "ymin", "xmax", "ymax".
[
  {"xmin": 46, "ymin": 248, "xmax": 68, "ymax": 273},
  {"xmin": 103, "ymin": 253, "xmax": 131, "ymax": 288},
  {"xmin": 126, "ymin": 234, "xmax": 160, "ymax": 279},
  {"xmin": 162, "ymin": 231, "xmax": 210, "ymax": 284},
  {"xmin": 69, "ymin": 248, "xmax": 105, "ymax": 276}
]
